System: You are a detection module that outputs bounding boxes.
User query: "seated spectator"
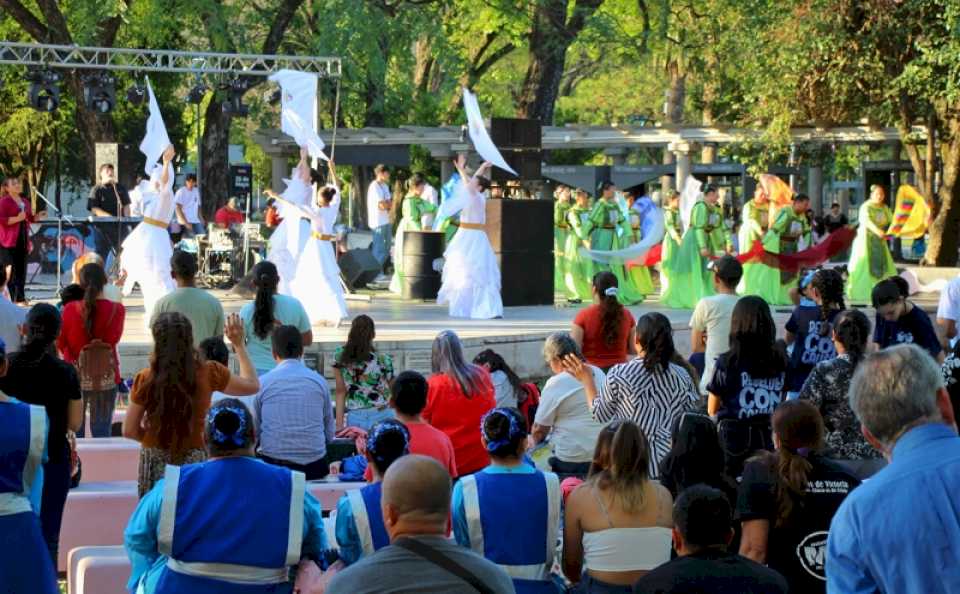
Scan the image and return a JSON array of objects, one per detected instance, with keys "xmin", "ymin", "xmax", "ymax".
[
  {"xmin": 827, "ymin": 344, "xmax": 960, "ymax": 593},
  {"xmin": 327, "ymin": 455, "xmax": 515, "ymax": 594},
  {"xmin": 241, "ymin": 261, "xmax": 313, "ymax": 375},
  {"xmin": 70, "ymin": 252, "xmax": 121, "ymax": 302},
  {"xmin": 473, "ymin": 349, "xmax": 527, "ymax": 409},
  {"xmin": 255, "ymin": 325, "xmax": 335, "ymax": 480},
  {"xmin": 57, "ymin": 284, "xmax": 84, "ymax": 310},
  {"xmin": 784, "ymin": 268, "xmax": 843, "ymax": 397},
  {"xmin": 124, "ymin": 399, "xmax": 327, "ymax": 593},
  {"xmin": 333, "ymin": 314, "xmax": 395, "ymax": 431},
  {"xmin": 533, "ymin": 332, "xmax": 605, "ymax": 478},
  {"xmin": 424, "ymin": 330, "xmax": 496, "ymax": 477},
  {"xmin": 214, "ymin": 197, "xmax": 246, "ymax": 228},
  {"xmin": 383, "ymin": 370, "xmax": 457, "ymax": 477},
  {"xmin": 453, "ymin": 408, "xmax": 561, "ymax": 593},
  {"xmin": 937, "ymin": 273, "xmax": 960, "ymax": 344},
  {"xmin": 0, "ymin": 267, "xmax": 26, "ymax": 354},
  {"xmin": 58, "ymin": 262, "xmax": 126, "ymax": 437},
  {"xmin": 942, "ymin": 332, "xmax": 960, "ymax": 416},
  {"xmin": 738, "ymin": 400, "xmax": 859, "ymax": 593},
  {"xmin": 150, "ymin": 250, "xmax": 225, "ymax": 345},
  {"xmin": 336, "ymin": 419, "xmax": 411, "ymax": 565},
  {"xmin": 0, "ymin": 304, "xmax": 81, "ymax": 565},
  {"xmin": 707, "ymin": 296, "xmax": 786, "ymax": 479},
  {"xmin": 634, "ymin": 485, "xmax": 787, "ymax": 594},
  {"xmin": 124, "ymin": 313, "xmax": 259, "ymax": 497},
  {"xmin": 563, "ymin": 421, "xmax": 673, "ymax": 591},
  {"xmin": 571, "ymin": 272, "xmax": 636, "ymax": 371},
  {"xmin": 0, "ymin": 337, "xmax": 58, "ymax": 594},
  {"xmin": 872, "ymin": 276, "xmax": 942, "ymax": 361},
  {"xmin": 201, "ymin": 337, "xmax": 257, "ymax": 423},
  {"xmin": 659, "ymin": 412, "xmax": 737, "ymax": 505},
  {"xmin": 689, "ymin": 255, "xmax": 741, "ymax": 393},
  {"xmin": 564, "ymin": 312, "xmax": 698, "ymax": 479}
]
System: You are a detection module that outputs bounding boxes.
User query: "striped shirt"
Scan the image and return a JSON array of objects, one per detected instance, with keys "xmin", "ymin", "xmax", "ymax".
[
  {"xmin": 592, "ymin": 358, "xmax": 699, "ymax": 478},
  {"xmin": 255, "ymin": 359, "xmax": 335, "ymax": 465}
]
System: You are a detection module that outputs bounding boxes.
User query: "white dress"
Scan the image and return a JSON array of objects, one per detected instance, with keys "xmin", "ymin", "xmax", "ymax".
[
  {"xmin": 289, "ymin": 186, "xmax": 348, "ymax": 325},
  {"xmin": 121, "ymin": 163, "xmax": 176, "ymax": 326},
  {"xmin": 436, "ymin": 181, "xmax": 503, "ymax": 319},
  {"xmin": 268, "ymin": 174, "xmax": 313, "ymax": 296}
]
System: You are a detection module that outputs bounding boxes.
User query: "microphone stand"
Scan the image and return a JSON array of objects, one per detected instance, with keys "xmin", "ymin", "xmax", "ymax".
[{"xmin": 34, "ymin": 189, "xmax": 71, "ymax": 291}]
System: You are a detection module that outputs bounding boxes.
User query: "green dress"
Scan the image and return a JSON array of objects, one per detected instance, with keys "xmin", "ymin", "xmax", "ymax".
[
  {"xmin": 846, "ymin": 201, "xmax": 896, "ymax": 303},
  {"xmin": 587, "ymin": 198, "xmax": 643, "ymax": 304},
  {"xmin": 554, "ymin": 199, "xmax": 573, "ymax": 296},
  {"xmin": 659, "ymin": 207, "xmax": 684, "ymax": 298},
  {"xmin": 563, "ymin": 205, "xmax": 594, "ymax": 301},
  {"xmin": 661, "ymin": 201, "xmax": 731, "ymax": 309},
  {"xmin": 622, "ymin": 209, "xmax": 654, "ymax": 300},
  {"xmin": 756, "ymin": 207, "xmax": 812, "ymax": 305},
  {"xmin": 389, "ymin": 195, "xmax": 437, "ymax": 293},
  {"xmin": 737, "ymin": 199, "xmax": 776, "ymax": 300}
]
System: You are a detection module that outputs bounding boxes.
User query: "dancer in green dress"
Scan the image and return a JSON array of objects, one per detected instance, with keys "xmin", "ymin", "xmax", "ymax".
[
  {"xmin": 622, "ymin": 193, "xmax": 654, "ymax": 299},
  {"xmin": 737, "ymin": 186, "xmax": 775, "ymax": 300},
  {"xmin": 554, "ymin": 185, "xmax": 573, "ymax": 297},
  {"xmin": 389, "ymin": 174, "xmax": 437, "ymax": 293},
  {"xmin": 846, "ymin": 184, "xmax": 897, "ymax": 303},
  {"xmin": 563, "ymin": 189, "xmax": 594, "ymax": 302},
  {"xmin": 759, "ymin": 193, "xmax": 812, "ymax": 305},
  {"xmin": 587, "ymin": 183, "xmax": 643, "ymax": 304},
  {"xmin": 659, "ymin": 191, "xmax": 683, "ymax": 299}
]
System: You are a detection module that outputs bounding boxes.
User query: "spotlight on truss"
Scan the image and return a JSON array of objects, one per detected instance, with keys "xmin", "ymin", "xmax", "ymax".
[
  {"xmin": 187, "ymin": 78, "xmax": 208, "ymax": 105},
  {"xmin": 222, "ymin": 78, "xmax": 250, "ymax": 117},
  {"xmin": 26, "ymin": 70, "xmax": 62, "ymax": 112},
  {"xmin": 83, "ymin": 72, "xmax": 117, "ymax": 114},
  {"xmin": 126, "ymin": 82, "xmax": 146, "ymax": 106},
  {"xmin": 267, "ymin": 88, "xmax": 282, "ymax": 106}
]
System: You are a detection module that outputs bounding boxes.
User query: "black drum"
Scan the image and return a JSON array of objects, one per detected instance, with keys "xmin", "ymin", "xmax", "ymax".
[{"xmin": 402, "ymin": 230, "xmax": 445, "ymax": 300}]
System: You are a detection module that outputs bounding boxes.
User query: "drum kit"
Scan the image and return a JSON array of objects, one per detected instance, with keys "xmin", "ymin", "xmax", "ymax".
[{"xmin": 188, "ymin": 223, "xmax": 266, "ymax": 288}]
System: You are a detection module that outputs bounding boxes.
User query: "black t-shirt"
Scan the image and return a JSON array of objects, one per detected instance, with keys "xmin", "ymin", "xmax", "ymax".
[
  {"xmin": 737, "ymin": 455, "xmax": 860, "ymax": 593},
  {"xmin": 873, "ymin": 304, "xmax": 942, "ymax": 359},
  {"xmin": 823, "ymin": 212, "xmax": 848, "ymax": 233},
  {"xmin": 707, "ymin": 353, "xmax": 786, "ymax": 421},
  {"xmin": 633, "ymin": 550, "xmax": 789, "ymax": 594},
  {"xmin": 87, "ymin": 183, "xmax": 130, "ymax": 216},
  {"xmin": 785, "ymin": 305, "xmax": 839, "ymax": 392},
  {"xmin": 0, "ymin": 349, "xmax": 81, "ymax": 463}
]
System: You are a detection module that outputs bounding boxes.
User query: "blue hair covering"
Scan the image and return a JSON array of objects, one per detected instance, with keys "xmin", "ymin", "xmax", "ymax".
[
  {"xmin": 0, "ymin": 337, "xmax": 6, "ymax": 358},
  {"xmin": 367, "ymin": 419, "xmax": 410, "ymax": 469},
  {"xmin": 480, "ymin": 408, "xmax": 526, "ymax": 454},
  {"xmin": 206, "ymin": 405, "xmax": 249, "ymax": 448},
  {"xmin": 799, "ymin": 270, "xmax": 817, "ymax": 307}
]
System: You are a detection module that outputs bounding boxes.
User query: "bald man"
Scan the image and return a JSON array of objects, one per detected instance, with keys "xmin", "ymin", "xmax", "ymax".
[{"xmin": 327, "ymin": 455, "xmax": 514, "ymax": 594}]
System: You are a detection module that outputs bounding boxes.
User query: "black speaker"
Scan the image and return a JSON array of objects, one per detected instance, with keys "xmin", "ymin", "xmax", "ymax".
[
  {"xmin": 492, "ymin": 151, "xmax": 542, "ymax": 183},
  {"xmin": 491, "ymin": 117, "xmax": 542, "ymax": 149},
  {"xmin": 339, "ymin": 248, "xmax": 381, "ymax": 290}
]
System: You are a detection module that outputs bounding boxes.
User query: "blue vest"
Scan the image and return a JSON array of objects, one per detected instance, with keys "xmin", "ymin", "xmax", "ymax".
[
  {"xmin": 0, "ymin": 400, "xmax": 45, "ymax": 514},
  {"xmin": 155, "ymin": 457, "xmax": 305, "ymax": 594},
  {"xmin": 345, "ymin": 482, "xmax": 390, "ymax": 558},
  {"xmin": 461, "ymin": 470, "xmax": 561, "ymax": 594}
]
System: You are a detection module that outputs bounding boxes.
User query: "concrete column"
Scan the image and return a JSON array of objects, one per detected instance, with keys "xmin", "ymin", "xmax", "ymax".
[
  {"xmin": 604, "ymin": 147, "xmax": 627, "ymax": 166},
  {"xmin": 808, "ymin": 166, "xmax": 824, "ymax": 215},
  {"xmin": 670, "ymin": 141, "xmax": 693, "ymax": 192},
  {"xmin": 270, "ymin": 156, "xmax": 287, "ymax": 193},
  {"xmin": 661, "ymin": 147, "xmax": 674, "ymax": 195}
]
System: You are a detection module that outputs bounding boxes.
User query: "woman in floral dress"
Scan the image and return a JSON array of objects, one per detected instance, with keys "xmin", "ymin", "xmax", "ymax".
[{"xmin": 333, "ymin": 315, "xmax": 395, "ymax": 431}]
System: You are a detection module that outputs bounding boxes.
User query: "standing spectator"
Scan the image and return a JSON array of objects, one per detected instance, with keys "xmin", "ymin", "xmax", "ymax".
[
  {"xmin": 533, "ymin": 332, "xmax": 605, "ymax": 478},
  {"xmin": 367, "ymin": 164, "xmax": 393, "ymax": 270},
  {"xmin": 784, "ymin": 268, "xmax": 844, "ymax": 396},
  {"xmin": 563, "ymin": 421, "xmax": 673, "ymax": 591},
  {"xmin": 58, "ymin": 262, "xmax": 126, "ymax": 437},
  {"xmin": 240, "ymin": 261, "xmax": 313, "ymax": 375},
  {"xmin": 387, "ymin": 370, "xmax": 457, "ymax": 476},
  {"xmin": 0, "ymin": 304, "xmax": 82, "ymax": 566},
  {"xmin": 707, "ymin": 296, "xmax": 786, "ymax": 478},
  {"xmin": 173, "ymin": 173, "xmax": 205, "ymax": 236},
  {"xmin": 87, "ymin": 164, "xmax": 130, "ymax": 217},
  {"xmin": 0, "ymin": 267, "xmax": 26, "ymax": 353},
  {"xmin": 326, "ymin": 456, "xmax": 515, "ymax": 594},
  {"xmin": 1, "ymin": 176, "xmax": 44, "ymax": 304},
  {"xmin": 738, "ymin": 400, "xmax": 859, "ymax": 593},
  {"xmin": 564, "ymin": 312, "xmax": 699, "ymax": 479},
  {"xmin": 255, "ymin": 325, "xmax": 335, "ymax": 480},
  {"xmin": 572, "ymin": 272, "xmax": 637, "ymax": 371},
  {"xmin": 123, "ymin": 313, "xmax": 259, "ymax": 497},
  {"xmin": 823, "ymin": 202, "xmax": 848, "ymax": 233},
  {"xmin": 873, "ymin": 276, "xmax": 943, "ymax": 361},
  {"xmin": 474, "ymin": 349, "xmax": 526, "ymax": 409},
  {"xmin": 936, "ymin": 274, "xmax": 960, "ymax": 345},
  {"xmin": 634, "ymin": 485, "xmax": 788, "ymax": 594},
  {"xmin": 659, "ymin": 412, "xmax": 737, "ymax": 505},
  {"xmin": 689, "ymin": 255, "xmax": 742, "ymax": 392},
  {"xmin": 333, "ymin": 314, "xmax": 395, "ymax": 431},
  {"xmin": 214, "ymin": 197, "xmax": 245, "ymax": 229},
  {"xmin": 150, "ymin": 250, "xmax": 224, "ymax": 346},
  {"xmin": 827, "ymin": 344, "xmax": 960, "ymax": 593},
  {"xmin": 423, "ymin": 330, "xmax": 496, "ymax": 477}
]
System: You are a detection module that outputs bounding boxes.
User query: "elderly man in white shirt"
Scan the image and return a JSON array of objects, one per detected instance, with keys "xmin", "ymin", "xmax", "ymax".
[
  {"xmin": 174, "ymin": 173, "xmax": 205, "ymax": 236},
  {"xmin": 366, "ymin": 164, "xmax": 392, "ymax": 268}
]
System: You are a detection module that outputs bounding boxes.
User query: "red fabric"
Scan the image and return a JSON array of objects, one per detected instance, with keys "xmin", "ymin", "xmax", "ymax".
[
  {"xmin": 561, "ymin": 477, "xmax": 584, "ymax": 503},
  {"xmin": 363, "ymin": 420, "xmax": 459, "ymax": 481},
  {"xmin": 57, "ymin": 299, "xmax": 126, "ymax": 384},
  {"xmin": 0, "ymin": 194, "xmax": 34, "ymax": 248},
  {"xmin": 736, "ymin": 227, "xmax": 857, "ymax": 274},
  {"xmin": 423, "ymin": 371, "xmax": 496, "ymax": 476},
  {"xmin": 214, "ymin": 207, "xmax": 245, "ymax": 228},
  {"xmin": 518, "ymin": 383, "xmax": 540, "ymax": 430},
  {"xmin": 626, "ymin": 244, "xmax": 662, "ymax": 270},
  {"xmin": 573, "ymin": 305, "xmax": 636, "ymax": 369}
]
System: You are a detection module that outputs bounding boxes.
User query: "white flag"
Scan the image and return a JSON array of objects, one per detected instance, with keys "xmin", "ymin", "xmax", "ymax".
[
  {"xmin": 269, "ymin": 69, "xmax": 327, "ymax": 160},
  {"xmin": 679, "ymin": 176, "xmax": 703, "ymax": 230},
  {"xmin": 462, "ymin": 87, "xmax": 517, "ymax": 176},
  {"xmin": 139, "ymin": 76, "xmax": 171, "ymax": 175}
]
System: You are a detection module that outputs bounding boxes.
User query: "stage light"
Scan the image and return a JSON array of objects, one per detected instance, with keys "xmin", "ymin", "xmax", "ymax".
[
  {"xmin": 187, "ymin": 77, "xmax": 208, "ymax": 105},
  {"xmin": 82, "ymin": 72, "xmax": 116, "ymax": 114},
  {"xmin": 126, "ymin": 83, "xmax": 146, "ymax": 105},
  {"xmin": 222, "ymin": 77, "xmax": 250, "ymax": 117},
  {"xmin": 26, "ymin": 70, "xmax": 62, "ymax": 112}
]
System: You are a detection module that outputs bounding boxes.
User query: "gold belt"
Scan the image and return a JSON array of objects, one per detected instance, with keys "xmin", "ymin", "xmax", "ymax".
[
  {"xmin": 311, "ymin": 232, "xmax": 335, "ymax": 241},
  {"xmin": 556, "ymin": 223, "xmax": 569, "ymax": 229},
  {"xmin": 601, "ymin": 225, "xmax": 616, "ymax": 229},
  {"xmin": 143, "ymin": 217, "xmax": 167, "ymax": 229},
  {"xmin": 459, "ymin": 222, "xmax": 485, "ymax": 231}
]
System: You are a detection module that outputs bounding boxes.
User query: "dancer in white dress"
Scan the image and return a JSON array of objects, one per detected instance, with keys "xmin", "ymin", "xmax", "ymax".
[
  {"xmin": 120, "ymin": 145, "xmax": 177, "ymax": 325},
  {"xmin": 265, "ymin": 147, "xmax": 314, "ymax": 296},
  {"xmin": 435, "ymin": 155, "xmax": 503, "ymax": 319},
  {"xmin": 289, "ymin": 161, "xmax": 348, "ymax": 326}
]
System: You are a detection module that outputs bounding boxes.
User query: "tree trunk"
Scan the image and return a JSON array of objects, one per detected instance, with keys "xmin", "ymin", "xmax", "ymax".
[
  {"xmin": 924, "ymin": 119, "xmax": 960, "ymax": 266},
  {"xmin": 660, "ymin": 60, "xmax": 685, "ymax": 194},
  {"xmin": 200, "ymin": 101, "xmax": 232, "ymax": 221}
]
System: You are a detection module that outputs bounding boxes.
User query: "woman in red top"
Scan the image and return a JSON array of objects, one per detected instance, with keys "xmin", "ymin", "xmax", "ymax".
[
  {"xmin": 571, "ymin": 271, "xmax": 636, "ymax": 371},
  {"xmin": 423, "ymin": 330, "xmax": 496, "ymax": 476},
  {"xmin": 57, "ymin": 262, "xmax": 126, "ymax": 437},
  {"xmin": 0, "ymin": 177, "xmax": 44, "ymax": 304}
]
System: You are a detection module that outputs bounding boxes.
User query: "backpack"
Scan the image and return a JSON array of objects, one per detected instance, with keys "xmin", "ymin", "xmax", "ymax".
[{"xmin": 77, "ymin": 339, "xmax": 117, "ymax": 392}]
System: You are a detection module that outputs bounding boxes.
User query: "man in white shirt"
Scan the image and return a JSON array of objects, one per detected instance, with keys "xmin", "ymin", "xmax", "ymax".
[
  {"xmin": 420, "ymin": 181, "xmax": 438, "ymax": 228},
  {"xmin": 174, "ymin": 174, "xmax": 205, "ymax": 236},
  {"xmin": 937, "ymin": 275, "xmax": 960, "ymax": 347},
  {"xmin": 690, "ymin": 255, "xmax": 742, "ymax": 392},
  {"xmin": 366, "ymin": 164, "xmax": 392, "ymax": 268}
]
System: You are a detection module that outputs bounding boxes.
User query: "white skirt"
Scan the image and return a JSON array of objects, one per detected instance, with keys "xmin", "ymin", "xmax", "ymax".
[
  {"xmin": 290, "ymin": 237, "xmax": 348, "ymax": 325},
  {"xmin": 269, "ymin": 218, "xmax": 311, "ymax": 296},
  {"xmin": 437, "ymin": 228, "xmax": 503, "ymax": 319},
  {"xmin": 120, "ymin": 221, "xmax": 176, "ymax": 325}
]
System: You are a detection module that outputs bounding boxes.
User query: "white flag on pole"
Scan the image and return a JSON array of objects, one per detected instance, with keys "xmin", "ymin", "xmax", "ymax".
[
  {"xmin": 679, "ymin": 176, "xmax": 703, "ymax": 230},
  {"xmin": 462, "ymin": 87, "xmax": 517, "ymax": 176},
  {"xmin": 139, "ymin": 76, "xmax": 171, "ymax": 175},
  {"xmin": 269, "ymin": 69, "xmax": 328, "ymax": 160}
]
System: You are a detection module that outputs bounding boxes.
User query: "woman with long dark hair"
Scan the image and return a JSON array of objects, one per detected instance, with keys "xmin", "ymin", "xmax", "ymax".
[
  {"xmin": 571, "ymin": 271, "xmax": 636, "ymax": 371},
  {"xmin": 423, "ymin": 330, "xmax": 496, "ymax": 476},
  {"xmin": 738, "ymin": 400, "xmax": 859, "ymax": 592},
  {"xmin": 58, "ymin": 262, "xmax": 126, "ymax": 437},
  {"xmin": 333, "ymin": 314, "xmax": 395, "ymax": 431},
  {"xmin": 240, "ymin": 260, "xmax": 313, "ymax": 375},
  {"xmin": 473, "ymin": 348, "xmax": 526, "ymax": 409},
  {"xmin": 0, "ymin": 176, "xmax": 43, "ymax": 304},
  {"xmin": 784, "ymin": 268, "xmax": 844, "ymax": 396},
  {"xmin": 124, "ymin": 312, "xmax": 259, "ymax": 496},
  {"xmin": 659, "ymin": 412, "xmax": 737, "ymax": 503}
]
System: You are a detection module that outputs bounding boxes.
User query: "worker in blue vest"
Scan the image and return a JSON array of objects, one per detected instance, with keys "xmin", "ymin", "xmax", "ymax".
[
  {"xmin": 0, "ymin": 337, "xmax": 58, "ymax": 594},
  {"xmin": 335, "ymin": 418, "xmax": 411, "ymax": 565},
  {"xmin": 124, "ymin": 399, "xmax": 328, "ymax": 594},
  {"xmin": 452, "ymin": 407, "xmax": 562, "ymax": 594}
]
